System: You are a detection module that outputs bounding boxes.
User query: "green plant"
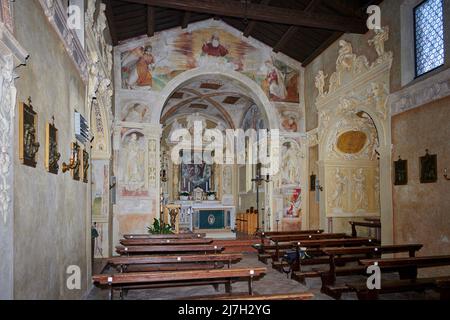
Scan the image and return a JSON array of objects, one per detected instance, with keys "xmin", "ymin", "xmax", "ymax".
[
  {"xmin": 179, "ymin": 192, "xmax": 190, "ymax": 197},
  {"xmin": 147, "ymin": 218, "xmax": 173, "ymax": 235},
  {"xmin": 206, "ymin": 191, "xmax": 216, "ymax": 196}
]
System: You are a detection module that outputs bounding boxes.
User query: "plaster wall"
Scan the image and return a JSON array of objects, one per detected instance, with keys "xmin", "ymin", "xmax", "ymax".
[
  {"xmin": 13, "ymin": 0, "xmax": 89, "ymax": 299},
  {"xmin": 392, "ymin": 96, "xmax": 450, "ymax": 274}
]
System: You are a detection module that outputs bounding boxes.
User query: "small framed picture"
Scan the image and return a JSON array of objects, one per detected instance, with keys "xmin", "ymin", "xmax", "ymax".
[
  {"xmin": 45, "ymin": 122, "xmax": 61, "ymax": 174},
  {"xmin": 394, "ymin": 157, "xmax": 408, "ymax": 185},
  {"xmin": 19, "ymin": 100, "xmax": 40, "ymax": 168},
  {"xmin": 310, "ymin": 174, "xmax": 316, "ymax": 191},
  {"xmin": 420, "ymin": 150, "xmax": 437, "ymax": 184}
]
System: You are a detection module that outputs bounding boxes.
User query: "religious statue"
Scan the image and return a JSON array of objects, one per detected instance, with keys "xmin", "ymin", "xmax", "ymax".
[
  {"xmin": 330, "ymin": 168, "xmax": 347, "ymax": 209},
  {"xmin": 281, "ymin": 143, "xmax": 299, "ymax": 185},
  {"xmin": 353, "ymin": 168, "xmax": 368, "ymax": 210},
  {"xmin": 315, "ymin": 70, "xmax": 328, "ymax": 98},
  {"xmin": 336, "ymin": 40, "xmax": 355, "ymax": 72},
  {"xmin": 328, "ymin": 72, "xmax": 339, "ymax": 93},
  {"xmin": 369, "ymin": 26, "xmax": 389, "ymax": 59},
  {"xmin": 124, "ymin": 133, "xmax": 144, "ymax": 191},
  {"xmin": 202, "ymin": 33, "xmax": 229, "ymax": 57}
]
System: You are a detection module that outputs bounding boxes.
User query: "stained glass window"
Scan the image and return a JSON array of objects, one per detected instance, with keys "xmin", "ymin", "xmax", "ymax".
[{"xmin": 414, "ymin": 0, "xmax": 445, "ymax": 77}]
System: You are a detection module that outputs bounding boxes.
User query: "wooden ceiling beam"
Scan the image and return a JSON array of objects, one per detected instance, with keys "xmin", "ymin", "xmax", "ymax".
[
  {"xmin": 181, "ymin": 11, "xmax": 191, "ymax": 29},
  {"xmin": 302, "ymin": 31, "xmax": 343, "ymax": 66},
  {"xmin": 147, "ymin": 6, "xmax": 155, "ymax": 37},
  {"xmin": 103, "ymin": 0, "xmax": 119, "ymax": 45},
  {"xmin": 243, "ymin": 0, "xmax": 271, "ymax": 38},
  {"xmin": 272, "ymin": 0, "xmax": 321, "ymax": 53},
  {"xmin": 122, "ymin": 0, "xmax": 367, "ymax": 33}
]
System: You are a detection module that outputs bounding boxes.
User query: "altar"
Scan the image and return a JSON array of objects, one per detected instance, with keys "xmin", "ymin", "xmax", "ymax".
[{"xmin": 177, "ymin": 201, "xmax": 236, "ymax": 239}]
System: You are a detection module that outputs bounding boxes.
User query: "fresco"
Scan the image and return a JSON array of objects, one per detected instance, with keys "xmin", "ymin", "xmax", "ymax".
[
  {"xmin": 120, "ymin": 21, "xmax": 300, "ymax": 103},
  {"xmin": 284, "ymin": 188, "xmax": 302, "ymax": 218},
  {"xmin": 121, "ymin": 103, "xmax": 151, "ymax": 123}
]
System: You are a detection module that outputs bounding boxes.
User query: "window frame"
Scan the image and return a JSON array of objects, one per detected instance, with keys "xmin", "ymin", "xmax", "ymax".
[{"xmin": 413, "ymin": 0, "xmax": 446, "ymax": 78}]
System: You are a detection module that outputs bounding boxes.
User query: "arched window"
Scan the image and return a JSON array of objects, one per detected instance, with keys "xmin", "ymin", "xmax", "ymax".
[{"xmin": 414, "ymin": 0, "xmax": 445, "ymax": 77}]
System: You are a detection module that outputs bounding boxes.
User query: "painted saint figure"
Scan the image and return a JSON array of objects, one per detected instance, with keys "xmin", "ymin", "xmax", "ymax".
[
  {"xmin": 264, "ymin": 61, "xmax": 287, "ymax": 101},
  {"xmin": 122, "ymin": 45, "xmax": 155, "ymax": 89},
  {"xmin": 202, "ymin": 33, "xmax": 229, "ymax": 57}
]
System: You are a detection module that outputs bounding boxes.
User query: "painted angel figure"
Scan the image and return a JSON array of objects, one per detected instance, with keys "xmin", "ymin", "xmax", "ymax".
[{"xmin": 122, "ymin": 45, "xmax": 155, "ymax": 89}]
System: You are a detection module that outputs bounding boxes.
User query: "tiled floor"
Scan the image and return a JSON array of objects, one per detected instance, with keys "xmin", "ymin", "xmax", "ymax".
[{"xmin": 87, "ymin": 254, "xmax": 440, "ymax": 300}]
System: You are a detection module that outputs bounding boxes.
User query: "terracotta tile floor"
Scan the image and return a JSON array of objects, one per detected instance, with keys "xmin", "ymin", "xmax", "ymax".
[{"xmin": 87, "ymin": 254, "xmax": 440, "ymax": 300}]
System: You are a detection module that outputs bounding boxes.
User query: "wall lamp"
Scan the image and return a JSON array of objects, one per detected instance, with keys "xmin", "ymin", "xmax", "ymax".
[
  {"xmin": 62, "ymin": 142, "xmax": 80, "ymax": 173},
  {"xmin": 444, "ymin": 168, "xmax": 450, "ymax": 181}
]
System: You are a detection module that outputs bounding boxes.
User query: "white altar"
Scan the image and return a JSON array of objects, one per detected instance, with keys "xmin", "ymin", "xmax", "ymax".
[{"xmin": 177, "ymin": 201, "xmax": 236, "ymax": 239}]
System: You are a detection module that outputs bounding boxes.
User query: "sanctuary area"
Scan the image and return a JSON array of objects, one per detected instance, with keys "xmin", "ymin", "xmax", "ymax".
[{"xmin": 0, "ymin": 0, "xmax": 449, "ymax": 301}]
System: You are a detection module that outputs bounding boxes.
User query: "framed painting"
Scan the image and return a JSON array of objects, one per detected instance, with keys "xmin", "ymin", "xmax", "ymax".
[
  {"xmin": 420, "ymin": 150, "xmax": 437, "ymax": 184},
  {"xmin": 18, "ymin": 100, "xmax": 40, "ymax": 168},
  {"xmin": 180, "ymin": 163, "xmax": 213, "ymax": 192},
  {"xmin": 394, "ymin": 157, "xmax": 408, "ymax": 185},
  {"xmin": 45, "ymin": 122, "xmax": 60, "ymax": 174},
  {"xmin": 82, "ymin": 149, "xmax": 89, "ymax": 183},
  {"xmin": 71, "ymin": 142, "xmax": 81, "ymax": 181}
]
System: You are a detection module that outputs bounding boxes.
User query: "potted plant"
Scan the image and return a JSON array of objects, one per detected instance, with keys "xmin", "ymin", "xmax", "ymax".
[
  {"xmin": 179, "ymin": 192, "xmax": 190, "ymax": 201},
  {"xmin": 147, "ymin": 218, "xmax": 173, "ymax": 235},
  {"xmin": 206, "ymin": 191, "xmax": 216, "ymax": 201}
]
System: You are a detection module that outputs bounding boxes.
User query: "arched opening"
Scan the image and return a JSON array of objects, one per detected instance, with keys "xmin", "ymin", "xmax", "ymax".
[{"xmin": 157, "ymin": 71, "xmax": 276, "ymax": 237}]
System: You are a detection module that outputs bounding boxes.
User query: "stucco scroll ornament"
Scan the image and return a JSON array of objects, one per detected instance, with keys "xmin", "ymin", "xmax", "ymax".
[
  {"xmin": 88, "ymin": 50, "xmax": 100, "ymax": 100},
  {"xmin": 315, "ymin": 71, "xmax": 328, "ymax": 98},
  {"xmin": 0, "ymin": 55, "xmax": 15, "ymax": 225}
]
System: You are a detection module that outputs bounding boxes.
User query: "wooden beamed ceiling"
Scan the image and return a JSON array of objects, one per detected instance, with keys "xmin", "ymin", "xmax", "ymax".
[{"xmin": 104, "ymin": 0, "xmax": 382, "ymax": 65}]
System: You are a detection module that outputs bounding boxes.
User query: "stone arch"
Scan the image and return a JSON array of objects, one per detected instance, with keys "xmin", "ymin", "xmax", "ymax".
[{"xmin": 153, "ymin": 67, "xmax": 280, "ymax": 130}]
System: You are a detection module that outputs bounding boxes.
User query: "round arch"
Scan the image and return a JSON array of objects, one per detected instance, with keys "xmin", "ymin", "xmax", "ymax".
[{"xmin": 152, "ymin": 67, "xmax": 280, "ymax": 130}]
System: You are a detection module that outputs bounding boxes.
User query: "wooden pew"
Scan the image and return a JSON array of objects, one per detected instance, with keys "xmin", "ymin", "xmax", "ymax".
[
  {"xmin": 276, "ymin": 237, "xmax": 375, "ymax": 262},
  {"xmin": 257, "ymin": 230, "xmax": 324, "ymax": 245},
  {"xmin": 116, "ymin": 244, "xmax": 223, "ymax": 256},
  {"xmin": 349, "ymin": 221, "xmax": 381, "ymax": 238},
  {"xmin": 318, "ymin": 244, "xmax": 423, "ymax": 298},
  {"xmin": 123, "ymin": 233, "xmax": 206, "ymax": 240},
  {"xmin": 120, "ymin": 238, "xmax": 213, "ymax": 246},
  {"xmin": 107, "ymin": 254, "xmax": 243, "ymax": 273},
  {"xmin": 348, "ymin": 256, "xmax": 450, "ymax": 300},
  {"xmin": 184, "ymin": 292, "xmax": 314, "ymax": 300},
  {"xmin": 92, "ymin": 267, "xmax": 267, "ymax": 300}
]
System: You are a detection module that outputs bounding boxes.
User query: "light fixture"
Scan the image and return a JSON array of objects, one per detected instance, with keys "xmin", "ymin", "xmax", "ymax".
[
  {"xmin": 62, "ymin": 142, "xmax": 80, "ymax": 173},
  {"xmin": 444, "ymin": 168, "xmax": 450, "ymax": 181}
]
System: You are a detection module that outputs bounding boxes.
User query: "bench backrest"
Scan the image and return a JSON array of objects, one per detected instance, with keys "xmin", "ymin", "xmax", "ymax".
[
  {"xmin": 107, "ymin": 254, "xmax": 243, "ymax": 266},
  {"xmin": 293, "ymin": 237, "xmax": 376, "ymax": 248},
  {"xmin": 360, "ymin": 255, "xmax": 450, "ymax": 268},
  {"xmin": 258, "ymin": 230, "xmax": 324, "ymax": 238},
  {"xmin": 270, "ymin": 233, "xmax": 348, "ymax": 242},
  {"xmin": 123, "ymin": 233, "xmax": 206, "ymax": 239},
  {"xmin": 93, "ymin": 268, "xmax": 267, "ymax": 285},
  {"xmin": 323, "ymin": 244, "xmax": 423, "ymax": 256},
  {"xmin": 120, "ymin": 238, "xmax": 213, "ymax": 246},
  {"xmin": 116, "ymin": 245, "xmax": 224, "ymax": 254}
]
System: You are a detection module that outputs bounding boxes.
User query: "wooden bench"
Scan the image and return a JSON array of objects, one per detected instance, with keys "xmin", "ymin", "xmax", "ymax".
[
  {"xmin": 92, "ymin": 267, "xmax": 267, "ymax": 300},
  {"xmin": 184, "ymin": 292, "xmax": 314, "ymax": 300},
  {"xmin": 318, "ymin": 244, "xmax": 423, "ymax": 298},
  {"xmin": 120, "ymin": 238, "xmax": 213, "ymax": 246},
  {"xmin": 107, "ymin": 253, "xmax": 243, "ymax": 273},
  {"xmin": 116, "ymin": 245, "xmax": 224, "ymax": 256},
  {"xmin": 123, "ymin": 233, "xmax": 206, "ymax": 240},
  {"xmin": 349, "ymin": 221, "xmax": 381, "ymax": 238},
  {"xmin": 346, "ymin": 255, "xmax": 450, "ymax": 300},
  {"xmin": 257, "ymin": 230, "xmax": 324, "ymax": 245}
]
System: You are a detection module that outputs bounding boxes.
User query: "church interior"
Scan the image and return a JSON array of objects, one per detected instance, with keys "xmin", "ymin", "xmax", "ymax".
[{"xmin": 1, "ymin": 0, "xmax": 450, "ymax": 301}]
